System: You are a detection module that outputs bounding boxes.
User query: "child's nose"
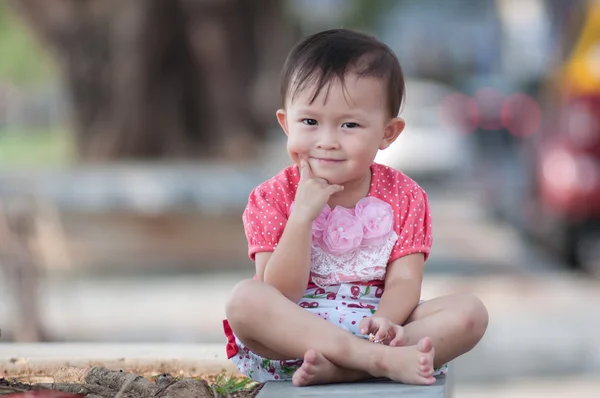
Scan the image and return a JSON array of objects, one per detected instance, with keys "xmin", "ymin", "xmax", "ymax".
[{"xmin": 316, "ymin": 129, "xmax": 340, "ymax": 150}]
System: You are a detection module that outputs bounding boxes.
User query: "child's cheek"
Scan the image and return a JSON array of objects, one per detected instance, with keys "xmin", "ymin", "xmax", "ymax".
[{"xmin": 286, "ymin": 136, "xmax": 308, "ymax": 165}]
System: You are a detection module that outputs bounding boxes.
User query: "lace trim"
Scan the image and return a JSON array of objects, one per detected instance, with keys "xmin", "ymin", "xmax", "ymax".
[{"xmin": 309, "ymin": 231, "xmax": 398, "ymax": 288}]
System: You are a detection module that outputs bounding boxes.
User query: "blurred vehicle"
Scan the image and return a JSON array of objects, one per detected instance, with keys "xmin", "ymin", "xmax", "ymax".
[
  {"xmin": 520, "ymin": 0, "xmax": 600, "ymax": 274},
  {"xmin": 456, "ymin": 75, "xmax": 526, "ymax": 220},
  {"xmin": 375, "ymin": 79, "xmax": 473, "ymax": 180},
  {"xmin": 453, "ymin": 72, "xmax": 547, "ymax": 227}
]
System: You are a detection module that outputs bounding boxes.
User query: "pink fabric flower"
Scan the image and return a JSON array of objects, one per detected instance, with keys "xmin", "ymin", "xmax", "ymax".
[
  {"xmin": 312, "ymin": 205, "xmax": 331, "ymax": 247},
  {"xmin": 322, "ymin": 207, "xmax": 364, "ymax": 255},
  {"xmin": 355, "ymin": 197, "xmax": 394, "ymax": 246}
]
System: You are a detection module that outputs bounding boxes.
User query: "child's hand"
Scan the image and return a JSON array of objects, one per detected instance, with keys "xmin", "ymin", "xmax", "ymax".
[
  {"xmin": 291, "ymin": 157, "xmax": 344, "ymax": 222},
  {"xmin": 359, "ymin": 316, "xmax": 407, "ymax": 346}
]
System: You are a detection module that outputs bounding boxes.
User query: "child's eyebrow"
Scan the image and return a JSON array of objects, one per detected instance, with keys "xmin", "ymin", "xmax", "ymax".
[
  {"xmin": 293, "ymin": 108, "xmax": 369, "ymax": 120},
  {"xmin": 336, "ymin": 111, "xmax": 367, "ymax": 120},
  {"xmin": 294, "ymin": 107, "xmax": 323, "ymax": 117}
]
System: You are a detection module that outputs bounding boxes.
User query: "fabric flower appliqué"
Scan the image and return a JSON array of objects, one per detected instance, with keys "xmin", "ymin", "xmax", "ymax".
[
  {"xmin": 298, "ymin": 197, "xmax": 395, "ymax": 256},
  {"xmin": 323, "ymin": 207, "xmax": 364, "ymax": 255},
  {"xmin": 355, "ymin": 196, "xmax": 395, "ymax": 247},
  {"xmin": 312, "ymin": 205, "xmax": 331, "ymax": 248}
]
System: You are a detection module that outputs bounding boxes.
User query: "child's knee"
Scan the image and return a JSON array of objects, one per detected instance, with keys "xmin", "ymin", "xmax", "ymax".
[
  {"xmin": 226, "ymin": 279, "xmax": 264, "ymax": 323},
  {"xmin": 460, "ymin": 294, "xmax": 488, "ymax": 336}
]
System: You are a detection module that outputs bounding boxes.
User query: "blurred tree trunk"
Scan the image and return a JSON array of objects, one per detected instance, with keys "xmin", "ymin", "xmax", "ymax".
[
  {"xmin": 0, "ymin": 197, "xmax": 46, "ymax": 342},
  {"xmin": 9, "ymin": 0, "xmax": 296, "ymax": 162}
]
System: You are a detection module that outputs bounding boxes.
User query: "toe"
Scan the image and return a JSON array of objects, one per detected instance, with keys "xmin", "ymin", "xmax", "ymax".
[
  {"xmin": 421, "ymin": 367, "xmax": 434, "ymax": 378},
  {"xmin": 420, "ymin": 353, "xmax": 434, "ymax": 368},
  {"xmin": 414, "ymin": 374, "xmax": 436, "ymax": 385},
  {"xmin": 292, "ymin": 374, "xmax": 301, "ymax": 386},
  {"xmin": 425, "ymin": 376, "xmax": 436, "ymax": 385},
  {"xmin": 292, "ymin": 369, "xmax": 308, "ymax": 386},
  {"xmin": 304, "ymin": 349, "xmax": 318, "ymax": 364},
  {"xmin": 417, "ymin": 337, "xmax": 433, "ymax": 353},
  {"xmin": 303, "ymin": 362, "xmax": 316, "ymax": 375}
]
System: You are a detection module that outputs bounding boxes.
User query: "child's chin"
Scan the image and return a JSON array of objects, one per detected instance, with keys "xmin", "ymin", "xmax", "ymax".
[{"xmin": 314, "ymin": 172, "xmax": 347, "ymax": 186}]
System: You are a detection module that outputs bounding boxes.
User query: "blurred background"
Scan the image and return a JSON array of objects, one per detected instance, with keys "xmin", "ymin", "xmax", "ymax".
[{"xmin": 0, "ymin": 0, "xmax": 599, "ymax": 396}]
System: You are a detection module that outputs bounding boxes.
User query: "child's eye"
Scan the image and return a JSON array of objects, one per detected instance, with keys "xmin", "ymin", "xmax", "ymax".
[
  {"xmin": 342, "ymin": 122, "xmax": 359, "ymax": 128},
  {"xmin": 302, "ymin": 119, "xmax": 318, "ymax": 126}
]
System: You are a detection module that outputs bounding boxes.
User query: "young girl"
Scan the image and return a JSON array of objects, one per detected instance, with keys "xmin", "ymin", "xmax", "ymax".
[{"xmin": 223, "ymin": 28, "xmax": 488, "ymax": 387}]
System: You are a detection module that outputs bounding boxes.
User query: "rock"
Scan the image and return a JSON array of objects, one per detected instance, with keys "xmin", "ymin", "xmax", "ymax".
[
  {"xmin": 161, "ymin": 379, "xmax": 214, "ymax": 398},
  {"xmin": 53, "ymin": 367, "xmax": 89, "ymax": 384}
]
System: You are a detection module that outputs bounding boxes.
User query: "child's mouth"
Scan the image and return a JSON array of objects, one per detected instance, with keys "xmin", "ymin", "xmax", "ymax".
[{"xmin": 312, "ymin": 157, "xmax": 345, "ymax": 165}]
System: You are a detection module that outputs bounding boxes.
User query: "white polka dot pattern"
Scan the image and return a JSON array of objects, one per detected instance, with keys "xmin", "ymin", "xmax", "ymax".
[{"xmin": 242, "ymin": 163, "xmax": 433, "ymax": 262}]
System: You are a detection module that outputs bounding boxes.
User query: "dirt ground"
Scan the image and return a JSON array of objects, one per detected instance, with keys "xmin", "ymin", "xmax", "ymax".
[{"xmin": 0, "ymin": 367, "xmax": 262, "ymax": 398}]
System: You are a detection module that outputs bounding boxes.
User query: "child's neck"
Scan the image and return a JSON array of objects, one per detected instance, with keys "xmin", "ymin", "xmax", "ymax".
[{"xmin": 327, "ymin": 169, "xmax": 372, "ymax": 209}]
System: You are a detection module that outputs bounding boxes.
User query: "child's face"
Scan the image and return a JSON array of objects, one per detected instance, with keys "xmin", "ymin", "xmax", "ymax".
[{"xmin": 277, "ymin": 73, "xmax": 404, "ymax": 185}]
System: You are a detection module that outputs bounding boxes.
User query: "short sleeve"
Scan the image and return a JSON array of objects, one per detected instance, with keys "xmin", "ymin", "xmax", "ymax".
[
  {"xmin": 388, "ymin": 186, "xmax": 433, "ymax": 263},
  {"xmin": 242, "ymin": 187, "xmax": 288, "ymax": 261}
]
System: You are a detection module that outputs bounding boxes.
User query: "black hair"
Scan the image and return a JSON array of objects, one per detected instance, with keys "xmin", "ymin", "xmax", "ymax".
[{"xmin": 280, "ymin": 28, "xmax": 405, "ymax": 118}]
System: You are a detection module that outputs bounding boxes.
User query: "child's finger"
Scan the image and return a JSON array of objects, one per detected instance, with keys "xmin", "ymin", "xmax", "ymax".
[
  {"xmin": 299, "ymin": 156, "xmax": 313, "ymax": 180},
  {"xmin": 299, "ymin": 159, "xmax": 309, "ymax": 180},
  {"xmin": 359, "ymin": 317, "xmax": 373, "ymax": 335},
  {"xmin": 374, "ymin": 325, "xmax": 389, "ymax": 342},
  {"xmin": 389, "ymin": 326, "xmax": 407, "ymax": 346},
  {"xmin": 326, "ymin": 184, "xmax": 344, "ymax": 195}
]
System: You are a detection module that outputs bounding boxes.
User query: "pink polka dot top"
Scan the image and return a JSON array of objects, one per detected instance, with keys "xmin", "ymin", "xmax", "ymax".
[{"xmin": 242, "ymin": 163, "xmax": 433, "ymax": 275}]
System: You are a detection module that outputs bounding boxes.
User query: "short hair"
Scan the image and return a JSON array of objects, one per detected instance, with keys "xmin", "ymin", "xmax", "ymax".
[{"xmin": 280, "ymin": 28, "xmax": 405, "ymax": 118}]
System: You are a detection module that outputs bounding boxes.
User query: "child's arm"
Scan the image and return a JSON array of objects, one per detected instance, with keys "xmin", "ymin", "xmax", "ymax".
[
  {"xmin": 254, "ymin": 215, "xmax": 313, "ymax": 303},
  {"xmin": 255, "ymin": 158, "xmax": 343, "ymax": 303},
  {"xmin": 374, "ymin": 253, "xmax": 424, "ymax": 325}
]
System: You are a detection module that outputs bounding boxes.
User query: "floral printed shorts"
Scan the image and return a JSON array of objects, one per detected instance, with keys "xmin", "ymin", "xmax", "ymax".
[{"xmin": 223, "ymin": 283, "xmax": 448, "ymax": 382}]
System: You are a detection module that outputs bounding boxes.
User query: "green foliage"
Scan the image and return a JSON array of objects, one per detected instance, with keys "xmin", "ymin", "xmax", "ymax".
[
  {"xmin": 0, "ymin": 3, "xmax": 55, "ymax": 86},
  {"xmin": 0, "ymin": 128, "xmax": 74, "ymax": 168},
  {"xmin": 211, "ymin": 373, "xmax": 257, "ymax": 396}
]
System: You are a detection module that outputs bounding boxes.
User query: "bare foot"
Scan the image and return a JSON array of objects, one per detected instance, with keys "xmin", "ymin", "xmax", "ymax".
[
  {"xmin": 292, "ymin": 349, "xmax": 368, "ymax": 386},
  {"xmin": 380, "ymin": 337, "xmax": 437, "ymax": 385}
]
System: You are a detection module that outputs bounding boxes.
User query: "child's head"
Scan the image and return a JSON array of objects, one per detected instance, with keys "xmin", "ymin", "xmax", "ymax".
[{"xmin": 276, "ymin": 28, "xmax": 406, "ymax": 186}]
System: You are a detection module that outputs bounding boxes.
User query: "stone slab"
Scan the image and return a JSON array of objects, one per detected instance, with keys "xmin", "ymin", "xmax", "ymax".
[{"xmin": 257, "ymin": 376, "xmax": 448, "ymax": 397}]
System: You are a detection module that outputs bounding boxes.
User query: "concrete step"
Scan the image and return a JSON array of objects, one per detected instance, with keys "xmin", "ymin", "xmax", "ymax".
[{"xmin": 257, "ymin": 377, "xmax": 449, "ymax": 398}]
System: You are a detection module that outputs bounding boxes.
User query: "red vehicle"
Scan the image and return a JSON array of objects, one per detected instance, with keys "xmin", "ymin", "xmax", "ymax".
[{"xmin": 522, "ymin": 0, "xmax": 600, "ymax": 273}]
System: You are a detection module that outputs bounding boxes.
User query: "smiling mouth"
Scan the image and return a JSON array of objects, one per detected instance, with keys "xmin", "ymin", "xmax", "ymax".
[{"xmin": 311, "ymin": 157, "xmax": 345, "ymax": 162}]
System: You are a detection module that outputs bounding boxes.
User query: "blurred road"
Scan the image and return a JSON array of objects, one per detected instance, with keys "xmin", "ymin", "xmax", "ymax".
[{"xmin": 1, "ymin": 180, "xmax": 599, "ymax": 393}]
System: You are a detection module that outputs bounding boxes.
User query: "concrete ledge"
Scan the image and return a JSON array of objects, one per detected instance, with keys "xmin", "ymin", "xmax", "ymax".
[
  {"xmin": 0, "ymin": 343, "xmax": 237, "ymax": 377},
  {"xmin": 258, "ymin": 377, "xmax": 449, "ymax": 398}
]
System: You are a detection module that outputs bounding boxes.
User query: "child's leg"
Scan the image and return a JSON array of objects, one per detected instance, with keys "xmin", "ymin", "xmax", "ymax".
[
  {"xmin": 226, "ymin": 279, "xmax": 436, "ymax": 386},
  {"xmin": 294, "ymin": 293, "xmax": 485, "ymax": 385},
  {"xmin": 401, "ymin": 294, "xmax": 488, "ymax": 367}
]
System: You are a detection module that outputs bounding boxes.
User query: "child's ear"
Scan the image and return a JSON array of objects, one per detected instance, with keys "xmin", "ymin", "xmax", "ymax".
[
  {"xmin": 380, "ymin": 117, "xmax": 405, "ymax": 150},
  {"xmin": 276, "ymin": 109, "xmax": 289, "ymax": 136}
]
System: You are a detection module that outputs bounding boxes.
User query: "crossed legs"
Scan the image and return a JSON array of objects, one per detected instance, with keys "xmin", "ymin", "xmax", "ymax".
[{"xmin": 226, "ymin": 279, "xmax": 488, "ymax": 386}]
